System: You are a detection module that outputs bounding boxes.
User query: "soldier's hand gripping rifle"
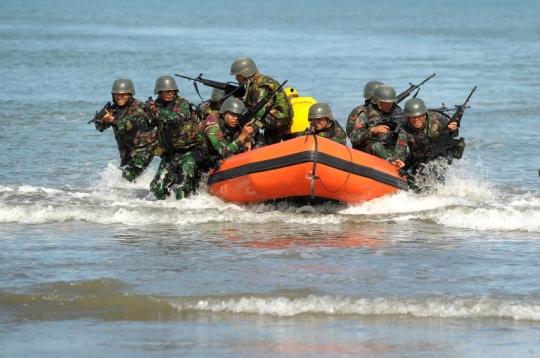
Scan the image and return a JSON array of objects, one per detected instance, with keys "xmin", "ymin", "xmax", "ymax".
[
  {"xmin": 237, "ymin": 80, "xmax": 288, "ymax": 129},
  {"xmin": 144, "ymin": 96, "xmax": 155, "ymax": 123},
  {"xmin": 396, "ymin": 73, "xmax": 436, "ymax": 104},
  {"xmin": 429, "ymin": 86, "xmax": 477, "ymax": 160},
  {"xmin": 367, "ymin": 106, "xmax": 408, "ymax": 147},
  {"xmin": 175, "ymin": 73, "xmax": 246, "ymax": 101},
  {"xmin": 88, "ymin": 102, "xmax": 113, "ymax": 124}
]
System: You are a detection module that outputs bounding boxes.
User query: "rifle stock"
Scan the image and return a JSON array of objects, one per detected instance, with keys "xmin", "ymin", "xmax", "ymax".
[
  {"xmin": 396, "ymin": 73, "xmax": 436, "ymax": 104},
  {"xmin": 237, "ymin": 80, "xmax": 288, "ymax": 128}
]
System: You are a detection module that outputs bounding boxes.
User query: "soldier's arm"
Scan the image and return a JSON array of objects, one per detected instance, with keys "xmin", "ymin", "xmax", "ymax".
[
  {"xmin": 346, "ymin": 106, "xmax": 363, "ymax": 136},
  {"xmin": 331, "ymin": 121, "xmax": 347, "ymax": 145},
  {"xmin": 347, "ymin": 111, "xmax": 372, "ymax": 148},
  {"xmin": 205, "ymin": 125, "xmax": 244, "ymax": 159},
  {"xmin": 393, "ymin": 128, "xmax": 409, "ymax": 163}
]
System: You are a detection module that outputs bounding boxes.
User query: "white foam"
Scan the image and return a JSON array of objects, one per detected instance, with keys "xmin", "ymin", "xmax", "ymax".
[
  {"xmin": 172, "ymin": 295, "xmax": 540, "ymax": 321},
  {"xmin": 1, "ymin": 158, "xmax": 540, "ymax": 231}
]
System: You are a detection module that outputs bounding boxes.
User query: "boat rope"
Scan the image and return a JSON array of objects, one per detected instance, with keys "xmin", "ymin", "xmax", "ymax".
[
  {"xmin": 308, "ymin": 134, "xmax": 354, "ymax": 198},
  {"xmin": 309, "ymin": 133, "xmax": 319, "ymax": 199},
  {"xmin": 317, "ymin": 142, "xmax": 353, "ymax": 194}
]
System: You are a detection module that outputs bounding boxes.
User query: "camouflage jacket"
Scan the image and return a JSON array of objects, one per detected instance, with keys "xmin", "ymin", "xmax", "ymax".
[
  {"xmin": 244, "ymin": 72, "xmax": 293, "ymax": 121},
  {"xmin": 310, "ymin": 120, "xmax": 347, "ymax": 145},
  {"xmin": 95, "ymin": 98, "xmax": 157, "ymax": 153},
  {"xmin": 347, "ymin": 104, "xmax": 403, "ymax": 150},
  {"xmin": 199, "ymin": 113, "xmax": 249, "ymax": 161},
  {"xmin": 152, "ymin": 95, "xmax": 203, "ymax": 154},
  {"xmin": 345, "ymin": 101, "xmax": 371, "ymax": 137},
  {"xmin": 394, "ymin": 111, "xmax": 459, "ymax": 164},
  {"xmin": 199, "ymin": 101, "xmax": 221, "ymax": 121}
]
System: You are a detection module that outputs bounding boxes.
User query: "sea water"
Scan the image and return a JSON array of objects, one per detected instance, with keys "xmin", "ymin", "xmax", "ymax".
[{"xmin": 1, "ymin": 0, "xmax": 540, "ymax": 357}]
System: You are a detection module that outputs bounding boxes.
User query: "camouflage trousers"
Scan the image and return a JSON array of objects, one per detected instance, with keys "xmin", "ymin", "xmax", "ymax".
[
  {"xmin": 120, "ymin": 149, "xmax": 155, "ymax": 182},
  {"xmin": 363, "ymin": 142, "xmax": 397, "ymax": 161},
  {"xmin": 263, "ymin": 114, "xmax": 292, "ymax": 145},
  {"xmin": 150, "ymin": 151, "xmax": 200, "ymax": 200}
]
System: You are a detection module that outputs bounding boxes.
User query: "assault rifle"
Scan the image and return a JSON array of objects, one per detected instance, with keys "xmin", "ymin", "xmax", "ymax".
[
  {"xmin": 175, "ymin": 73, "xmax": 246, "ymax": 101},
  {"xmin": 369, "ymin": 107, "xmax": 407, "ymax": 146},
  {"xmin": 237, "ymin": 80, "xmax": 288, "ymax": 129},
  {"xmin": 429, "ymin": 86, "xmax": 477, "ymax": 160},
  {"xmin": 88, "ymin": 102, "xmax": 112, "ymax": 124},
  {"xmin": 144, "ymin": 96, "xmax": 154, "ymax": 122},
  {"xmin": 396, "ymin": 73, "xmax": 436, "ymax": 104}
]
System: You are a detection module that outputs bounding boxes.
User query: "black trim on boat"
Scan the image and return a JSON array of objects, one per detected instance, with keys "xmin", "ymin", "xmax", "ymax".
[{"xmin": 208, "ymin": 151, "xmax": 409, "ymax": 190}]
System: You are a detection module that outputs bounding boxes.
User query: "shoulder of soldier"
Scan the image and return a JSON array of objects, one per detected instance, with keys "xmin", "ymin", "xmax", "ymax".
[
  {"xmin": 200, "ymin": 112, "xmax": 220, "ymax": 130},
  {"xmin": 333, "ymin": 120, "xmax": 345, "ymax": 130},
  {"xmin": 430, "ymin": 110, "xmax": 450, "ymax": 120},
  {"xmin": 127, "ymin": 99, "xmax": 146, "ymax": 114},
  {"xmin": 427, "ymin": 111, "xmax": 450, "ymax": 125},
  {"xmin": 174, "ymin": 96, "xmax": 190, "ymax": 105},
  {"xmin": 131, "ymin": 98, "xmax": 145, "ymax": 109},
  {"xmin": 256, "ymin": 73, "xmax": 280, "ymax": 88},
  {"xmin": 349, "ymin": 104, "xmax": 366, "ymax": 115}
]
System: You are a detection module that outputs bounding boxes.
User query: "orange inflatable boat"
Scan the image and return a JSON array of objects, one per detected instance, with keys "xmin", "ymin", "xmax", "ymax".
[{"xmin": 207, "ymin": 135, "xmax": 409, "ymax": 204}]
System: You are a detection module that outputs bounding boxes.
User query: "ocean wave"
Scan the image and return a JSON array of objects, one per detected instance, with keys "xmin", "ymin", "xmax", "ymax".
[
  {"xmin": 184, "ymin": 295, "xmax": 540, "ymax": 321},
  {"xmin": 1, "ymin": 159, "xmax": 539, "ymax": 232},
  {"xmin": 3, "ymin": 289, "xmax": 540, "ymax": 322}
]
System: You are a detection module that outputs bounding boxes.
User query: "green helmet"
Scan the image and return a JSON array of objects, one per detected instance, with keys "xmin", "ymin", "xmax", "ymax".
[
  {"xmin": 230, "ymin": 57, "xmax": 258, "ymax": 77},
  {"xmin": 210, "ymin": 88, "xmax": 225, "ymax": 102},
  {"xmin": 363, "ymin": 80, "xmax": 384, "ymax": 99},
  {"xmin": 154, "ymin": 75, "xmax": 178, "ymax": 95},
  {"xmin": 111, "ymin": 78, "xmax": 135, "ymax": 95},
  {"xmin": 372, "ymin": 84, "xmax": 397, "ymax": 104},
  {"xmin": 308, "ymin": 103, "xmax": 334, "ymax": 121},
  {"xmin": 220, "ymin": 97, "xmax": 245, "ymax": 115},
  {"xmin": 404, "ymin": 98, "xmax": 427, "ymax": 117}
]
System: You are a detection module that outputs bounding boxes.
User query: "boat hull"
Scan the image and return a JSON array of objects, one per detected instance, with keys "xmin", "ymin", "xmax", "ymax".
[{"xmin": 208, "ymin": 136, "xmax": 408, "ymax": 203}]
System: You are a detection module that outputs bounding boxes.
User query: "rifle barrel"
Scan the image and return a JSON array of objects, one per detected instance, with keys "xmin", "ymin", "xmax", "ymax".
[
  {"xmin": 175, "ymin": 73, "xmax": 194, "ymax": 81},
  {"xmin": 464, "ymin": 86, "xmax": 477, "ymax": 104}
]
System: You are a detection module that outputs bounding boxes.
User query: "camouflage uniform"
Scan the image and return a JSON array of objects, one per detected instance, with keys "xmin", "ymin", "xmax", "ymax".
[
  {"xmin": 243, "ymin": 73, "xmax": 293, "ymax": 145},
  {"xmin": 347, "ymin": 105, "xmax": 403, "ymax": 160},
  {"xmin": 199, "ymin": 113, "xmax": 250, "ymax": 166},
  {"xmin": 310, "ymin": 121, "xmax": 347, "ymax": 145},
  {"xmin": 345, "ymin": 101, "xmax": 371, "ymax": 137},
  {"xmin": 394, "ymin": 111, "xmax": 458, "ymax": 192},
  {"xmin": 95, "ymin": 98, "xmax": 157, "ymax": 181},
  {"xmin": 199, "ymin": 101, "xmax": 221, "ymax": 121},
  {"xmin": 149, "ymin": 95, "xmax": 204, "ymax": 200},
  {"xmin": 394, "ymin": 111, "xmax": 458, "ymax": 169}
]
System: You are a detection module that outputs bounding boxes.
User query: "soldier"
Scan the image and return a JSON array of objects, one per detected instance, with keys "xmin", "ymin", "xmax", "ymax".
[
  {"xmin": 95, "ymin": 78, "xmax": 157, "ymax": 182},
  {"xmin": 347, "ymin": 84, "xmax": 404, "ymax": 160},
  {"xmin": 199, "ymin": 88, "xmax": 225, "ymax": 120},
  {"xmin": 147, "ymin": 75, "xmax": 204, "ymax": 200},
  {"xmin": 282, "ymin": 87, "xmax": 317, "ymax": 140},
  {"xmin": 391, "ymin": 98, "xmax": 459, "ymax": 187},
  {"xmin": 230, "ymin": 57, "xmax": 293, "ymax": 145},
  {"xmin": 346, "ymin": 80, "xmax": 384, "ymax": 138},
  {"xmin": 199, "ymin": 97, "xmax": 257, "ymax": 168},
  {"xmin": 305, "ymin": 103, "xmax": 347, "ymax": 145}
]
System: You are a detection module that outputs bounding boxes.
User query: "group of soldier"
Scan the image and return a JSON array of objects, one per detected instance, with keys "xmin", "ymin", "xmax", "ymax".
[{"xmin": 92, "ymin": 57, "xmax": 467, "ymax": 200}]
